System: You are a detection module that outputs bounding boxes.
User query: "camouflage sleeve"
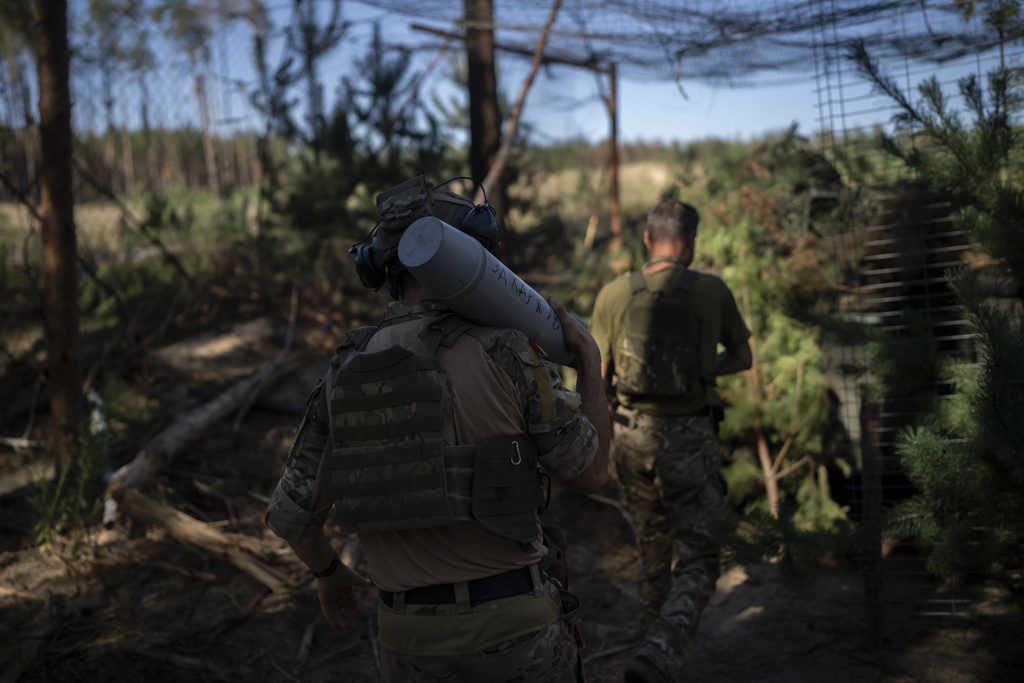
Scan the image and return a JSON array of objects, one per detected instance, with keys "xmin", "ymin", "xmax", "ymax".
[
  {"xmin": 265, "ymin": 376, "xmax": 334, "ymax": 546},
  {"xmin": 485, "ymin": 331, "xmax": 598, "ymax": 482}
]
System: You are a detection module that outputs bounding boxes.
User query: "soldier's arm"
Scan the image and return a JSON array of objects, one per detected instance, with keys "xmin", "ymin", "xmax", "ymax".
[
  {"xmin": 483, "ymin": 325, "xmax": 604, "ymax": 493},
  {"xmin": 265, "ymin": 377, "xmax": 335, "ymax": 547},
  {"xmin": 265, "ymin": 375, "xmax": 371, "ymax": 628},
  {"xmin": 714, "ymin": 339, "xmax": 752, "ymax": 376},
  {"xmin": 713, "ymin": 281, "xmax": 753, "ymax": 377},
  {"xmin": 549, "ymin": 297, "xmax": 610, "ymax": 494}
]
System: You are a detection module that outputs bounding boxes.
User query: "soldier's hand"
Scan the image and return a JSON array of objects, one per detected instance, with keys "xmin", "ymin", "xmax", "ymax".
[
  {"xmin": 316, "ymin": 563, "xmax": 372, "ymax": 629},
  {"xmin": 548, "ymin": 296, "xmax": 598, "ymax": 363}
]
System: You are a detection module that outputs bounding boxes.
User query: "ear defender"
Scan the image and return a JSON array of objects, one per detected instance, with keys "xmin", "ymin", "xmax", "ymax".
[
  {"xmin": 459, "ymin": 203, "xmax": 499, "ymax": 252},
  {"xmin": 349, "ymin": 176, "xmax": 500, "ymax": 292},
  {"xmin": 349, "ymin": 234, "xmax": 388, "ymax": 291}
]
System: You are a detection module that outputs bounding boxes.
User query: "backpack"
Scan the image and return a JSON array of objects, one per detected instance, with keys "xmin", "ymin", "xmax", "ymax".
[{"xmin": 614, "ymin": 268, "xmax": 702, "ymax": 399}]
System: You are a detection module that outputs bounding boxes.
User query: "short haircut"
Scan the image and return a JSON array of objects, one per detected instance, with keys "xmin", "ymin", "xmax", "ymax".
[{"xmin": 646, "ymin": 199, "xmax": 700, "ymax": 242}]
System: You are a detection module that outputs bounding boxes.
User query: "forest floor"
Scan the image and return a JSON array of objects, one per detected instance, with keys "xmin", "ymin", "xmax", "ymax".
[{"xmin": 1, "ymin": 315, "xmax": 1022, "ymax": 683}]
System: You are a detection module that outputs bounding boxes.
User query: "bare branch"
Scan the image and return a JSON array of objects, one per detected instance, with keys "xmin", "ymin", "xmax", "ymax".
[
  {"xmin": 776, "ymin": 455, "xmax": 811, "ymax": 481},
  {"xmin": 475, "ymin": 0, "xmax": 563, "ymax": 203}
]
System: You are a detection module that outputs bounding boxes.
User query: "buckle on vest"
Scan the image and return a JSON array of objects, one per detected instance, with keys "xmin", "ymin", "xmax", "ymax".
[
  {"xmin": 511, "ymin": 440, "xmax": 523, "ymax": 466},
  {"xmin": 613, "ymin": 408, "xmax": 638, "ymax": 429}
]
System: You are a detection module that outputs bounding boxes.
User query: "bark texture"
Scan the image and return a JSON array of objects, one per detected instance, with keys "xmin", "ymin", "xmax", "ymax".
[{"xmin": 33, "ymin": 0, "xmax": 81, "ymax": 473}]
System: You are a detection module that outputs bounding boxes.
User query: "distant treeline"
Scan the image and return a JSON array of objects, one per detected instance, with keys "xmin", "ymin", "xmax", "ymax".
[
  {"xmin": 0, "ymin": 125, "xmax": 275, "ymax": 202},
  {"xmin": 0, "ymin": 122, "xmax": 798, "ymax": 205}
]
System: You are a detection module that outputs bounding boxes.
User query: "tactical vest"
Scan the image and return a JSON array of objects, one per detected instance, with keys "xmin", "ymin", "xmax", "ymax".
[
  {"xmin": 614, "ymin": 267, "xmax": 702, "ymax": 399},
  {"xmin": 325, "ymin": 316, "xmax": 544, "ymax": 545}
]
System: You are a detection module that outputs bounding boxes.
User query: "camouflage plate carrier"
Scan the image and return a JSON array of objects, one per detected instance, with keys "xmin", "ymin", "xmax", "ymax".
[
  {"xmin": 327, "ymin": 315, "xmax": 545, "ymax": 545},
  {"xmin": 614, "ymin": 267, "xmax": 702, "ymax": 400}
]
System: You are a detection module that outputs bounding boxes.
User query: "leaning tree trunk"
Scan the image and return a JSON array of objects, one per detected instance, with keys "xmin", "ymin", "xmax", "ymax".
[
  {"xmin": 138, "ymin": 72, "xmax": 159, "ymax": 194},
  {"xmin": 194, "ymin": 71, "xmax": 220, "ymax": 195},
  {"xmin": 477, "ymin": 0, "xmax": 561, "ymax": 208},
  {"xmin": 33, "ymin": 0, "xmax": 81, "ymax": 475}
]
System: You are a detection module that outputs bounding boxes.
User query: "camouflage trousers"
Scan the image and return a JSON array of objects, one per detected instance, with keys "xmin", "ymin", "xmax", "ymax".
[
  {"xmin": 378, "ymin": 579, "xmax": 584, "ymax": 682},
  {"xmin": 613, "ymin": 412, "xmax": 725, "ymax": 678}
]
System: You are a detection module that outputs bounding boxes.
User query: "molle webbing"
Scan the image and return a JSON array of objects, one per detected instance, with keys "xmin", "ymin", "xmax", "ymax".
[
  {"xmin": 331, "ymin": 348, "xmax": 447, "ymax": 443},
  {"xmin": 616, "ymin": 268, "xmax": 702, "ymax": 399},
  {"xmin": 333, "ymin": 440, "xmax": 476, "ymax": 527},
  {"xmin": 328, "ymin": 316, "xmax": 543, "ymax": 541},
  {"xmin": 472, "ymin": 437, "xmax": 542, "ymax": 544}
]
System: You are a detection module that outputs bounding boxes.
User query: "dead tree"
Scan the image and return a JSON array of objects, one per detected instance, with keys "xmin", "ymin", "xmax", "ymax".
[
  {"xmin": 464, "ymin": 0, "xmax": 501, "ymax": 208},
  {"xmin": 33, "ymin": 0, "xmax": 81, "ymax": 474}
]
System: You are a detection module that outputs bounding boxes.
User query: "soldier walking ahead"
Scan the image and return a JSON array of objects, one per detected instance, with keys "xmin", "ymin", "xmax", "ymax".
[
  {"xmin": 266, "ymin": 177, "xmax": 610, "ymax": 682},
  {"xmin": 590, "ymin": 199, "xmax": 752, "ymax": 683}
]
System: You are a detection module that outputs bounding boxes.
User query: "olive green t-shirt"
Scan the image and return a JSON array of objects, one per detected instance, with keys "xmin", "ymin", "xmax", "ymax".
[{"xmin": 590, "ymin": 264, "xmax": 751, "ymax": 415}]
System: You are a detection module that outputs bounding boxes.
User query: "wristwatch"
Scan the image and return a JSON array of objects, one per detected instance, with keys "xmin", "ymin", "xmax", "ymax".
[{"xmin": 312, "ymin": 554, "xmax": 340, "ymax": 578}]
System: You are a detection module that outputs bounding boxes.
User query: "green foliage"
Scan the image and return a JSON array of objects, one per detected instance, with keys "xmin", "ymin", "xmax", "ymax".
[
  {"xmin": 866, "ymin": 310, "xmax": 940, "ymax": 400},
  {"xmin": 31, "ymin": 431, "xmax": 108, "ymax": 546},
  {"xmin": 253, "ymin": 19, "xmax": 448, "ymax": 243},
  {"xmin": 852, "ymin": 33, "xmax": 1024, "ymax": 281},
  {"xmin": 718, "ymin": 505, "xmax": 851, "ymax": 583},
  {"xmin": 854, "ymin": 4, "xmax": 1024, "ymax": 590},
  {"xmin": 711, "ymin": 212, "xmax": 849, "ymax": 532}
]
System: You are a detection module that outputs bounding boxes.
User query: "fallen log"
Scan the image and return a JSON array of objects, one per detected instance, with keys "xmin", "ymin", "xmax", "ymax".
[
  {"xmin": 0, "ymin": 458, "xmax": 53, "ymax": 498},
  {"xmin": 99, "ymin": 333, "xmax": 304, "ymax": 589},
  {"xmin": 117, "ymin": 488, "xmax": 291, "ymax": 594},
  {"xmin": 105, "ymin": 349, "xmax": 303, "ymax": 497},
  {"xmin": 0, "ymin": 436, "xmax": 46, "ymax": 451},
  {"xmin": 233, "ymin": 287, "xmax": 299, "ymax": 433}
]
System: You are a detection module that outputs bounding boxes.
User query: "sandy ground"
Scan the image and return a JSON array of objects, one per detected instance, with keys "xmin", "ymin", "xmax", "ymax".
[{"xmin": 3, "ymin": 477, "xmax": 1021, "ymax": 683}]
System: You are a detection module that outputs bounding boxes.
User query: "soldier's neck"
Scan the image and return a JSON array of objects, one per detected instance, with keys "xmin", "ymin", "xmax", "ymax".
[{"xmin": 644, "ymin": 246, "xmax": 692, "ymax": 275}]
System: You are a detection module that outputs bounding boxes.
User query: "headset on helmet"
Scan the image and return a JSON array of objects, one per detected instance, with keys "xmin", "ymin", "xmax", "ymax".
[{"xmin": 349, "ymin": 175, "xmax": 498, "ymax": 292}]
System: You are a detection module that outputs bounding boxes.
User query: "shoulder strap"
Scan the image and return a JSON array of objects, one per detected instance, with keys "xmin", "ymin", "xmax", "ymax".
[
  {"xmin": 337, "ymin": 326, "xmax": 377, "ymax": 354},
  {"xmin": 416, "ymin": 314, "xmax": 474, "ymax": 356},
  {"xmin": 629, "ymin": 271, "xmax": 647, "ymax": 295},
  {"xmin": 435, "ymin": 315, "xmax": 477, "ymax": 349}
]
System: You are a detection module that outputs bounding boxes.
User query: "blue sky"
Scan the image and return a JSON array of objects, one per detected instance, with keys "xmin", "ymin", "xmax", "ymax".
[
  {"xmin": 60, "ymin": 0, "xmax": 1010, "ymax": 145},
  {"xmin": 333, "ymin": 1, "xmax": 825, "ymax": 143},
  {"xmin": 258, "ymin": 0, "xmax": 831, "ymax": 144},
  {"xmin": 522, "ymin": 71, "xmax": 822, "ymax": 143}
]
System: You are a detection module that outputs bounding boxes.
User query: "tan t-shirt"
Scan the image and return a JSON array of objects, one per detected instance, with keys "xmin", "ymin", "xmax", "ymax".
[
  {"xmin": 590, "ymin": 265, "xmax": 750, "ymax": 415},
  {"xmin": 266, "ymin": 301, "xmax": 598, "ymax": 592}
]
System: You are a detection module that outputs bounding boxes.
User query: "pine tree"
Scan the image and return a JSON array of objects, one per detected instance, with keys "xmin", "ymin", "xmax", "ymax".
[
  {"xmin": 852, "ymin": 0, "xmax": 1024, "ymax": 591},
  {"xmin": 685, "ymin": 131, "xmax": 854, "ymax": 533}
]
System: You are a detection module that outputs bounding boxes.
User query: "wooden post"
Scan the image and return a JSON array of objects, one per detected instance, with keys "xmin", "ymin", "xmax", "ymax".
[
  {"xmin": 477, "ymin": 0, "xmax": 562, "ymax": 207},
  {"xmin": 859, "ymin": 394, "xmax": 884, "ymax": 651}
]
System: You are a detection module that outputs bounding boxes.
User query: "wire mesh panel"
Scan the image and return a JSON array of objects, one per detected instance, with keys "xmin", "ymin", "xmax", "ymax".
[{"xmin": 811, "ymin": 0, "xmax": 1013, "ymax": 640}]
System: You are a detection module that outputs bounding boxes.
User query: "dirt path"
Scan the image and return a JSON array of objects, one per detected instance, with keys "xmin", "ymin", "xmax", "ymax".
[
  {"xmin": 2, "ymin": 321, "xmax": 1021, "ymax": 682},
  {"xmin": 2, "ymin": 492, "xmax": 1021, "ymax": 683}
]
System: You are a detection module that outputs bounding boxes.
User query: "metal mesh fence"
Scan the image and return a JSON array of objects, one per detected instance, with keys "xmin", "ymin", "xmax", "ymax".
[{"xmin": 812, "ymin": 0, "xmax": 1020, "ymax": 633}]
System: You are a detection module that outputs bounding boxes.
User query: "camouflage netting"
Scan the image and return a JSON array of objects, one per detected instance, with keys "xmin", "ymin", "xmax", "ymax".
[{"xmin": 364, "ymin": 0, "xmax": 1006, "ymax": 86}]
